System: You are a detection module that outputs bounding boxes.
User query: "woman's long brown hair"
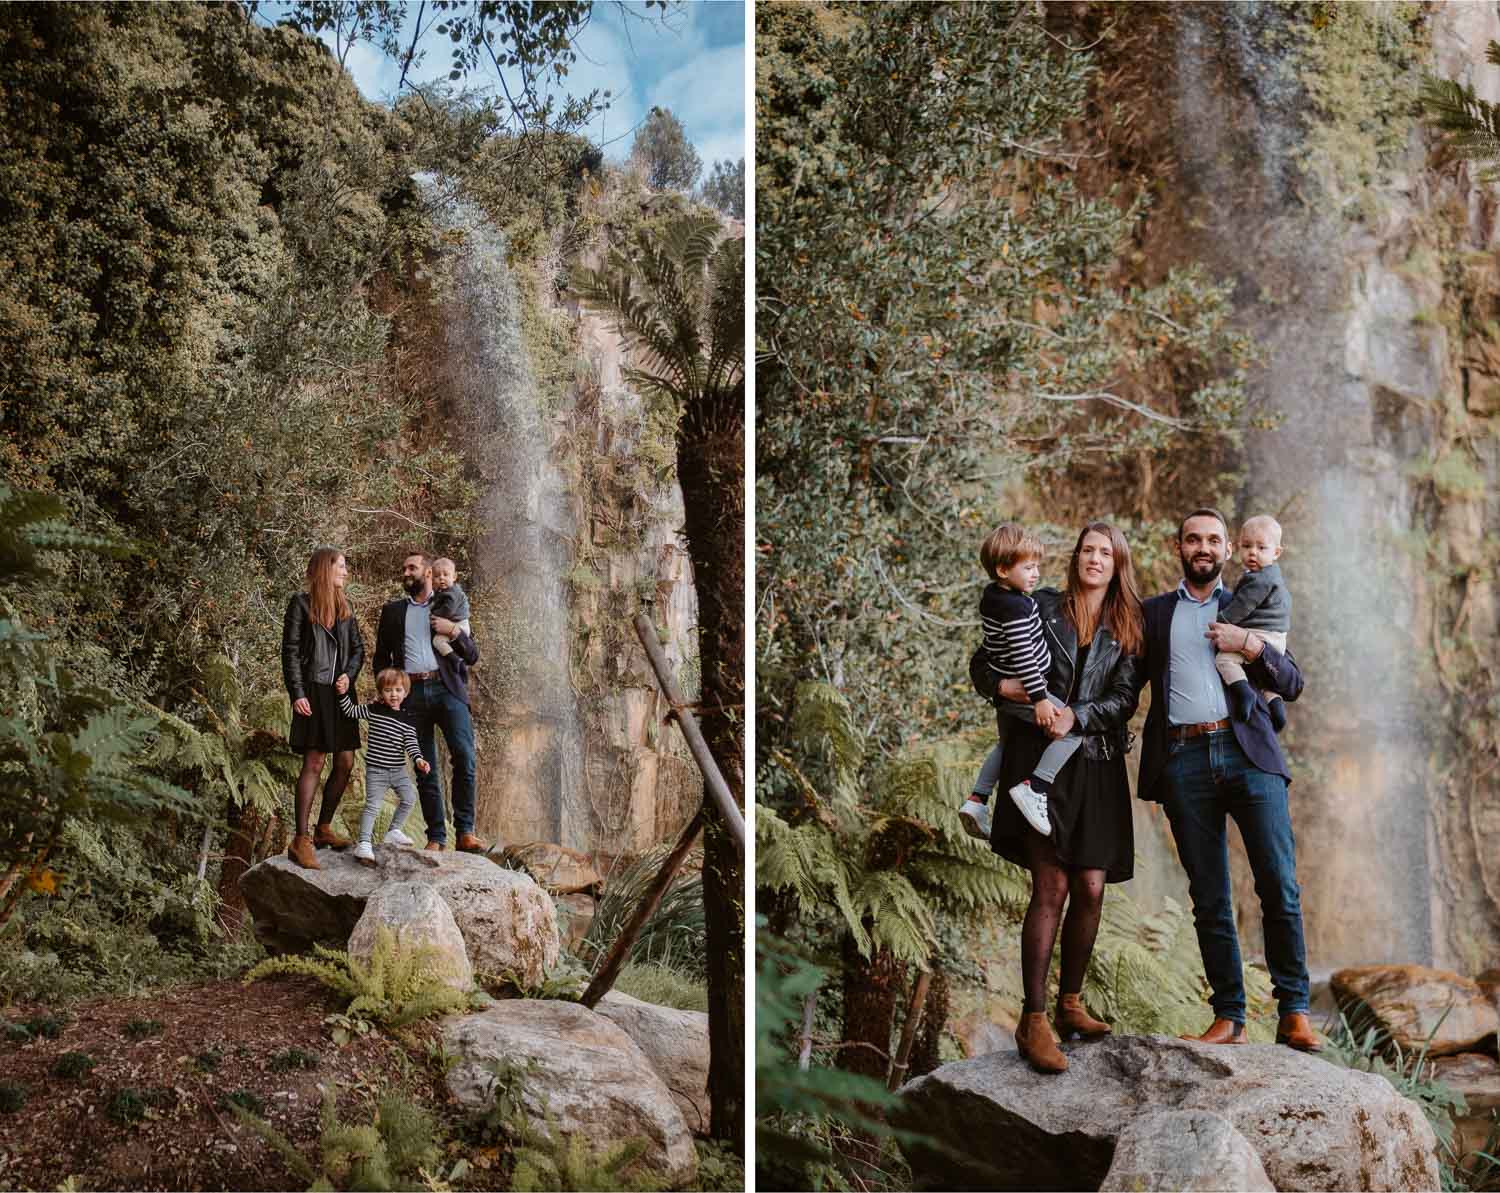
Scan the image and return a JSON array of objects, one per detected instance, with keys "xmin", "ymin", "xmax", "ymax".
[
  {"xmin": 305, "ymin": 547, "xmax": 350, "ymax": 630},
  {"xmin": 1062, "ymin": 522, "xmax": 1144, "ymax": 656}
]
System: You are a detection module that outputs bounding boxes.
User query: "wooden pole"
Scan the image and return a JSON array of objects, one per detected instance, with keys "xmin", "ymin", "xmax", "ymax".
[
  {"xmin": 579, "ymin": 807, "xmax": 705, "ymax": 1009},
  {"xmin": 888, "ymin": 970, "xmax": 932, "ymax": 1091},
  {"xmin": 632, "ymin": 613, "xmax": 745, "ymax": 857},
  {"xmin": 798, "ymin": 991, "xmax": 817, "ymax": 1071}
]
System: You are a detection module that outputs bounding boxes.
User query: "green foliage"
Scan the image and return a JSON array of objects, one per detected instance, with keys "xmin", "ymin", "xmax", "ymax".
[
  {"xmin": 1291, "ymin": 1, "xmax": 1427, "ymax": 207},
  {"xmin": 578, "ymin": 844, "xmax": 707, "ymax": 980},
  {"xmin": 629, "ymin": 106, "xmax": 704, "ymax": 192},
  {"xmin": 222, "ymin": 1089, "xmax": 268, "ymax": 1117},
  {"xmin": 106, "ymin": 1086, "xmax": 172, "ymax": 1124},
  {"xmin": 227, "ymin": 1083, "xmax": 441, "ymax": 1193},
  {"xmin": 612, "ymin": 961, "xmax": 708, "ymax": 1013},
  {"xmin": 24, "ymin": 1015, "xmax": 68, "ymax": 1040},
  {"xmin": 244, "ymin": 926, "xmax": 474, "ymax": 1035},
  {"xmin": 699, "ymin": 158, "xmax": 745, "ymax": 221},
  {"xmin": 51, "ymin": 1052, "xmax": 97, "ymax": 1080},
  {"xmin": 269, "ymin": 1046, "xmax": 322, "ymax": 1073},
  {"xmin": 510, "ymin": 1127, "xmax": 654, "ymax": 1193},
  {"xmin": 1423, "ymin": 41, "xmax": 1500, "ymax": 181},
  {"xmin": 194, "ymin": 1047, "xmax": 223, "ymax": 1073},
  {"xmin": 691, "ymin": 1140, "xmax": 746, "ymax": 1193},
  {"xmin": 0, "ymin": 1083, "xmax": 26, "ymax": 1113},
  {"xmin": 572, "ymin": 213, "xmax": 745, "ymax": 419},
  {"xmin": 755, "ymin": 923, "xmax": 909, "ymax": 1186},
  {"xmin": 123, "ymin": 1018, "xmax": 164, "ymax": 1040}
]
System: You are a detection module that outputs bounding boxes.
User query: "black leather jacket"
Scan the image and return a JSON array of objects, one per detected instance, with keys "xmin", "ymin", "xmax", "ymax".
[
  {"xmin": 281, "ymin": 593, "xmax": 365, "ymax": 702},
  {"xmin": 994, "ymin": 587, "xmax": 1142, "ymax": 761}
]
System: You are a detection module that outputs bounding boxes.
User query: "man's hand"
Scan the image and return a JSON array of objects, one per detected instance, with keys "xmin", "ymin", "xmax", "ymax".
[
  {"xmin": 1206, "ymin": 621, "xmax": 1262, "ymax": 660},
  {"xmin": 998, "ymin": 678, "xmax": 1028, "ymax": 702},
  {"xmin": 1034, "ymin": 698, "xmax": 1059, "ymax": 730},
  {"xmin": 293, "ymin": 697, "xmax": 312, "ymax": 717},
  {"xmin": 417, "ymin": 759, "xmax": 431, "ymax": 774},
  {"xmin": 431, "ymin": 615, "xmax": 458, "ymax": 638},
  {"xmin": 335, "ymin": 675, "xmax": 349, "ymax": 695},
  {"xmin": 1048, "ymin": 705, "xmax": 1076, "ymax": 740}
]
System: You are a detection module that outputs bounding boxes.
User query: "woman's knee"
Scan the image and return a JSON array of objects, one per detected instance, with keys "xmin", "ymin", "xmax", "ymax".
[
  {"xmin": 1069, "ymin": 870, "xmax": 1105, "ymax": 907},
  {"xmin": 299, "ymin": 751, "xmax": 326, "ymax": 775},
  {"xmin": 329, "ymin": 751, "xmax": 355, "ymax": 779}
]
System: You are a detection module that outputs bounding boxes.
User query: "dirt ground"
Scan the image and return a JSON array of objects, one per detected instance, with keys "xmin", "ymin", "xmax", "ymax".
[{"xmin": 0, "ymin": 975, "xmax": 460, "ymax": 1192}]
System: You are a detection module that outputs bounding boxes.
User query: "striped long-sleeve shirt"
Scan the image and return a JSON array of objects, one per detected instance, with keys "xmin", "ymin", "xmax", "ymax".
[
  {"xmin": 339, "ymin": 694, "xmax": 426, "ymax": 770},
  {"xmin": 979, "ymin": 582, "xmax": 1052, "ymax": 703}
]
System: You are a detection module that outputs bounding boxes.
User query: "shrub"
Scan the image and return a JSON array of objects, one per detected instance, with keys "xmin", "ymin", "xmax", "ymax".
[
  {"xmin": 269, "ymin": 1047, "xmax": 320, "ymax": 1072},
  {"xmin": 0, "ymin": 1083, "xmax": 26, "ymax": 1112},
  {"xmin": 123, "ymin": 1018, "xmax": 163, "ymax": 1040},
  {"xmin": 52, "ymin": 1052, "xmax": 96, "ymax": 1080}
]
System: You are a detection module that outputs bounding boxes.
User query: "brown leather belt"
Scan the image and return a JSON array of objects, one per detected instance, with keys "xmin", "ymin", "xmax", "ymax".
[
  {"xmin": 408, "ymin": 670, "xmax": 439, "ymax": 681},
  {"xmin": 1169, "ymin": 718, "xmax": 1231, "ymax": 742}
]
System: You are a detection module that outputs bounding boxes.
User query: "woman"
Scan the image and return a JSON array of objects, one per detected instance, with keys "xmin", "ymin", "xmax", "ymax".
[
  {"xmin": 991, "ymin": 522, "xmax": 1143, "ymax": 1074},
  {"xmin": 281, "ymin": 547, "xmax": 365, "ymax": 870}
]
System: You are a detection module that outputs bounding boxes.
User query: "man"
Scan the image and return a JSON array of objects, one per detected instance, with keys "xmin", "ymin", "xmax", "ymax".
[
  {"xmin": 1137, "ymin": 509, "xmax": 1318, "ymax": 1050},
  {"xmin": 372, "ymin": 551, "xmax": 486, "ymax": 853}
]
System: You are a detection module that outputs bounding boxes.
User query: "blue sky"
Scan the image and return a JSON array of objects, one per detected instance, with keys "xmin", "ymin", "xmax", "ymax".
[{"xmin": 295, "ymin": 1, "xmax": 746, "ymax": 171}]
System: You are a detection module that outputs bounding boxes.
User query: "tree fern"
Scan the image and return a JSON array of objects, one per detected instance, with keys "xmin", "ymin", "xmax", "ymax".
[{"xmin": 1422, "ymin": 44, "xmax": 1500, "ymax": 182}]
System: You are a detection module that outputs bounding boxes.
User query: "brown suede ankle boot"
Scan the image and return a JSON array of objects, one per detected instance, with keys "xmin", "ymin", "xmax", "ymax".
[
  {"xmin": 1016, "ymin": 1011, "xmax": 1068, "ymax": 1074},
  {"xmin": 287, "ymin": 834, "xmax": 320, "ymax": 870},
  {"xmin": 312, "ymin": 822, "xmax": 350, "ymax": 850},
  {"xmin": 1055, "ymin": 993, "xmax": 1111, "ymax": 1041}
]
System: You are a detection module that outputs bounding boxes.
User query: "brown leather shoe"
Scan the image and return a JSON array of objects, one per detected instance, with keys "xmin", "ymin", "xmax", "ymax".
[
  {"xmin": 1276, "ymin": 1012, "xmax": 1322, "ymax": 1052},
  {"xmin": 423, "ymin": 840, "xmax": 444, "ymax": 852},
  {"xmin": 312, "ymin": 822, "xmax": 350, "ymax": 850},
  {"xmin": 1016, "ymin": 1011, "xmax": 1068, "ymax": 1073},
  {"xmin": 1180, "ymin": 1017, "xmax": 1246, "ymax": 1044},
  {"xmin": 1055, "ymin": 992, "xmax": 1111, "ymax": 1041},
  {"xmin": 456, "ymin": 832, "xmax": 489, "ymax": 854},
  {"xmin": 287, "ymin": 834, "xmax": 320, "ymax": 870}
]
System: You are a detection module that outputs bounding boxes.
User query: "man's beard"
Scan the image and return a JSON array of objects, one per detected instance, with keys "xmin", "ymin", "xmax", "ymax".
[
  {"xmin": 402, "ymin": 574, "xmax": 425, "ymax": 597},
  {"xmin": 1180, "ymin": 550, "xmax": 1224, "ymax": 585}
]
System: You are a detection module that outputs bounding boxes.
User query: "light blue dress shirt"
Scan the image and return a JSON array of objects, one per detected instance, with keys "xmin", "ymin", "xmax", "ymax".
[
  {"xmin": 403, "ymin": 597, "xmax": 440, "ymax": 674},
  {"xmin": 1168, "ymin": 579, "xmax": 1230, "ymax": 725}
]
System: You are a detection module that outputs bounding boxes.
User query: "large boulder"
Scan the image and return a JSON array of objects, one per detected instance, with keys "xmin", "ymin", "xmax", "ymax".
[
  {"xmin": 1430, "ymin": 1052, "xmax": 1500, "ymax": 1159},
  {"xmin": 1099, "ymin": 1109, "xmax": 1274, "ymax": 1192},
  {"xmin": 347, "ymin": 881, "xmax": 473, "ymax": 993},
  {"xmin": 240, "ymin": 847, "xmax": 560, "ymax": 986},
  {"xmin": 597, "ymin": 990, "xmax": 710, "ymax": 1134},
  {"xmin": 500, "ymin": 843, "xmax": 602, "ymax": 895},
  {"xmin": 898, "ymin": 1034, "xmax": 1439, "ymax": 1191},
  {"xmin": 442, "ymin": 1000, "xmax": 696, "ymax": 1184},
  {"xmin": 1477, "ymin": 967, "xmax": 1500, "ymax": 1014},
  {"xmin": 1332, "ymin": 964, "xmax": 1500, "ymax": 1057}
]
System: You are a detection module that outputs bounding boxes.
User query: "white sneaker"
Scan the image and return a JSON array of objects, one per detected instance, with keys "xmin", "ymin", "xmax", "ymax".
[
  {"xmin": 352, "ymin": 840, "xmax": 377, "ymax": 867},
  {"xmin": 958, "ymin": 798, "xmax": 993, "ymax": 840},
  {"xmin": 1009, "ymin": 781, "xmax": 1052, "ymax": 836},
  {"xmin": 382, "ymin": 827, "xmax": 414, "ymax": 847}
]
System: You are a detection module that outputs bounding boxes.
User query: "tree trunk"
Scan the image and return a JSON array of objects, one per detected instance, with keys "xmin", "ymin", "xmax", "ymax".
[
  {"xmin": 675, "ymin": 383, "xmax": 745, "ymax": 1149},
  {"xmin": 839, "ymin": 932, "xmax": 904, "ymax": 1082},
  {"xmin": 217, "ymin": 799, "xmax": 265, "ymax": 937},
  {"xmin": 908, "ymin": 964, "xmax": 950, "ymax": 1080}
]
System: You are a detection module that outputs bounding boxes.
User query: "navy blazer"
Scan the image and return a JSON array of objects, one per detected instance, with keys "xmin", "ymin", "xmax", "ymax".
[
  {"xmin": 373, "ymin": 597, "xmax": 480, "ymax": 707},
  {"xmin": 1136, "ymin": 588, "xmax": 1304, "ymax": 802}
]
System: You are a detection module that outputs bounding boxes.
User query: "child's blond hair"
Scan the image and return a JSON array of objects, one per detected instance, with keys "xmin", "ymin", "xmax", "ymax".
[
  {"xmin": 979, "ymin": 523, "xmax": 1043, "ymax": 582},
  {"xmin": 376, "ymin": 668, "xmax": 411, "ymax": 694}
]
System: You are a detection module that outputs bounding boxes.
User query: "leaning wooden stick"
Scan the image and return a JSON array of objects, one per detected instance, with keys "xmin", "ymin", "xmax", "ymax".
[
  {"xmin": 888, "ymin": 970, "xmax": 933, "ymax": 1091},
  {"xmin": 630, "ymin": 612, "xmax": 746, "ymax": 857},
  {"xmin": 580, "ymin": 807, "xmax": 705, "ymax": 1009}
]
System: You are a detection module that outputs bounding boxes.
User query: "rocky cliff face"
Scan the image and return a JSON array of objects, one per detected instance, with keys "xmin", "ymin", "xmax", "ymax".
[
  {"xmin": 426, "ymin": 190, "xmax": 701, "ymax": 861},
  {"xmin": 1104, "ymin": 1, "xmax": 1500, "ymax": 970}
]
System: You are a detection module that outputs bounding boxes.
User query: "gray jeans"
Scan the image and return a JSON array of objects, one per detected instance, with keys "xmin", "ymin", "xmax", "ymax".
[
  {"xmin": 358, "ymin": 764, "xmax": 418, "ymax": 844},
  {"xmin": 972, "ymin": 692, "xmax": 1083, "ymax": 794}
]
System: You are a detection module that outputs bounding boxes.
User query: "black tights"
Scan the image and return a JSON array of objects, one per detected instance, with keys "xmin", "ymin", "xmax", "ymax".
[
  {"xmin": 294, "ymin": 750, "xmax": 354, "ymax": 837},
  {"xmin": 1019, "ymin": 832, "xmax": 1106, "ymax": 1013}
]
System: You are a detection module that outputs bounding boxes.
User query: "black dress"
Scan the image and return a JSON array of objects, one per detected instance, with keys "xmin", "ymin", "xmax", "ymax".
[{"xmin": 989, "ymin": 642, "xmax": 1135, "ymax": 883}]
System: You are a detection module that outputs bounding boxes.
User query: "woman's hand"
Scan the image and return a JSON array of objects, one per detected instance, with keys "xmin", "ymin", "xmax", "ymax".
[
  {"xmin": 1048, "ymin": 705, "xmax": 1076, "ymax": 740},
  {"xmin": 293, "ymin": 697, "xmax": 312, "ymax": 717},
  {"xmin": 998, "ymin": 678, "xmax": 1028, "ymax": 702},
  {"xmin": 431, "ymin": 615, "xmax": 457, "ymax": 638},
  {"xmin": 335, "ymin": 675, "xmax": 349, "ymax": 695}
]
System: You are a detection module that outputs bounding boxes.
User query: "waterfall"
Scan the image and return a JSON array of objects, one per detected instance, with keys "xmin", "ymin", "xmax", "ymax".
[
  {"xmin": 1140, "ymin": 2, "xmax": 1444, "ymax": 965},
  {"xmin": 423, "ymin": 181, "xmax": 588, "ymax": 850}
]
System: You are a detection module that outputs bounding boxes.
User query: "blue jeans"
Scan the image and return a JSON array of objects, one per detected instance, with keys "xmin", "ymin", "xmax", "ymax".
[
  {"xmin": 405, "ymin": 677, "xmax": 477, "ymax": 844},
  {"xmin": 1160, "ymin": 730, "xmax": 1309, "ymax": 1021}
]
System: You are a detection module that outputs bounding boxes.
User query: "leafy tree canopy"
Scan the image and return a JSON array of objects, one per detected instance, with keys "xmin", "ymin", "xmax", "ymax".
[
  {"xmin": 629, "ymin": 105, "xmax": 704, "ymax": 192},
  {"xmin": 700, "ymin": 157, "xmax": 745, "ymax": 220}
]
